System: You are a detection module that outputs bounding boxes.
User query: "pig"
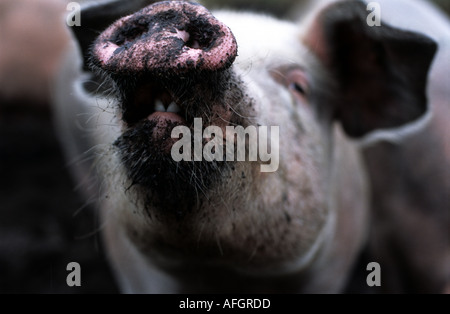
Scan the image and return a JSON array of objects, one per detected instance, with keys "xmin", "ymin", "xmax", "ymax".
[
  {"xmin": 356, "ymin": 0, "xmax": 450, "ymax": 293},
  {"xmin": 303, "ymin": 0, "xmax": 450, "ymax": 293},
  {"xmin": 52, "ymin": 0, "xmax": 445, "ymax": 293},
  {"xmin": 0, "ymin": 0, "xmax": 69, "ymax": 105}
]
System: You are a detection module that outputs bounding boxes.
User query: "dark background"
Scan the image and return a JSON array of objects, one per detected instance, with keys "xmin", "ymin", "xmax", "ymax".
[{"xmin": 0, "ymin": 0, "xmax": 448, "ymax": 294}]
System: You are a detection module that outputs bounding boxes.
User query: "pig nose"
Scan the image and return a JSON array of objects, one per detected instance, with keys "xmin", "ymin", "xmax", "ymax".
[{"xmin": 91, "ymin": 1, "xmax": 237, "ymax": 76}]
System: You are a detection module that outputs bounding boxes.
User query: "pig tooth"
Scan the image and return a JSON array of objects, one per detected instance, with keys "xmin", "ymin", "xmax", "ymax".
[
  {"xmin": 154, "ymin": 100, "xmax": 166, "ymax": 112},
  {"xmin": 167, "ymin": 102, "xmax": 181, "ymax": 113}
]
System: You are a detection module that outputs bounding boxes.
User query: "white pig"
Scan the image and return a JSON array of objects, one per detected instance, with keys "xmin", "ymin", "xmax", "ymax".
[{"xmin": 53, "ymin": 0, "xmax": 445, "ymax": 293}]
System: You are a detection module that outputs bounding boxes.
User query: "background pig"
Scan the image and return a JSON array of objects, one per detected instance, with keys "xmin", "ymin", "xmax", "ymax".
[
  {"xmin": 52, "ymin": 0, "xmax": 444, "ymax": 293},
  {"xmin": 0, "ymin": 0, "xmax": 69, "ymax": 105},
  {"xmin": 309, "ymin": 0, "xmax": 450, "ymax": 293},
  {"xmin": 358, "ymin": 0, "xmax": 450, "ymax": 293}
]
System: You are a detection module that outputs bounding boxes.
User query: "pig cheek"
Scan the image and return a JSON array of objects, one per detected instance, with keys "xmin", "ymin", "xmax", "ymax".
[{"xmin": 279, "ymin": 109, "xmax": 330, "ymax": 236}]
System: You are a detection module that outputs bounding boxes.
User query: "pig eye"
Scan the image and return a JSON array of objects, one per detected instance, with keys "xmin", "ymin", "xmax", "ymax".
[
  {"xmin": 271, "ymin": 67, "xmax": 309, "ymax": 101},
  {"xmin": 286, "ymin": 69, "xmax": 309, "ymax": 99},
  {"xmin": 290, "ymin": 82, "xmax": 306, "ymax": 95}
]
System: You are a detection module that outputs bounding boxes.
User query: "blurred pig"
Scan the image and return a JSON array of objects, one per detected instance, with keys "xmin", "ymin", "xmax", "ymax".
[
  {"xmin": 0, "ymin": 0, "xmax": 69, "ymax": 105},
  {"xmin": 52, "ymin": 0, "xmax": 446, "ymax": 293},
  {"xmin": 358, "ymin": 0, "xmax": 450, "ymax": 293}
]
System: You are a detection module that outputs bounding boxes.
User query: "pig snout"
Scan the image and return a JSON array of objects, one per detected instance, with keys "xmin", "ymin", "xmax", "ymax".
[
  {"xmin": 91, "ymin": 1, "xmax": 237, "ymax": 75},
  {"xmin": 90, "ymin": 1, "xmax": 247, "ymax": 215}
]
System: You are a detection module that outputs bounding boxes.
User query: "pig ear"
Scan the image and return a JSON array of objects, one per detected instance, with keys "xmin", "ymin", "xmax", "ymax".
[
  {"xmin": 304, "ymin": 1, "xmax": 437, "ymax": 138},
  {"xmin": 70, "ymin": 0, "xmax": 158, "ymax": 68}
]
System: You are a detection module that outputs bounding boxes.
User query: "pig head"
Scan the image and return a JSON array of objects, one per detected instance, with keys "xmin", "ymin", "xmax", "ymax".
[{"xmin": 53, "ymin": 0, "xmax": 436, "ymax": 293}]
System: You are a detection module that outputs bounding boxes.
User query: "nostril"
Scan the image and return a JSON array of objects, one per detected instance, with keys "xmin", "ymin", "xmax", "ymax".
[
  {"xmin": 184, "ymin": 22, "xmax": 217, "ymax": 51},
  {"xmin": 176, "ymin": 24, "xmax": 218, "ymax": 51},
  {"xmin": 110, "ymin": 21, "xmax": 149, "ymax": 46},
  {"xmin": 186, "ymin": 35, "xmax": 201, "ymax": 49}
]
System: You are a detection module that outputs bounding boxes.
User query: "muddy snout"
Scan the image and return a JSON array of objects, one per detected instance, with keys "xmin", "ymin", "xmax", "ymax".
[
  {"xmin": 90, "ymin": 0, "xmax": 240, "ymax": 127},
  {"xmin": 91, "ymin": 1, "xmax": 237, "ymax": 76},
  {"xmin": 89, "ymin": 1, "xmax": 245, "ymax": 214}
]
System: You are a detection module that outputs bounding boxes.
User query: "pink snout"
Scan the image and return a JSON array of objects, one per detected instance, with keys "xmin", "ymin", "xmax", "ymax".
[{"xmin": 91, "ymin": 1, "xmax": 238, "ymax": 75}]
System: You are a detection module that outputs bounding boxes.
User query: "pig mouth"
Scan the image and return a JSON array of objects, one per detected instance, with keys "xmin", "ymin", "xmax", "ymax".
[
  {"xmin": 119, "ymin": 78, "xmax": 190, "ymax": 154},
  {"xmin": 124, "ymin": 79, "xmax": 186, "ymax": 126},
  {"xmin": 115, "ymin": 71, "xmax": 237, "ymax": 147},
  {"xmin": 112, "ymin": 72, "xmax": 245, "ymax": 216}
]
